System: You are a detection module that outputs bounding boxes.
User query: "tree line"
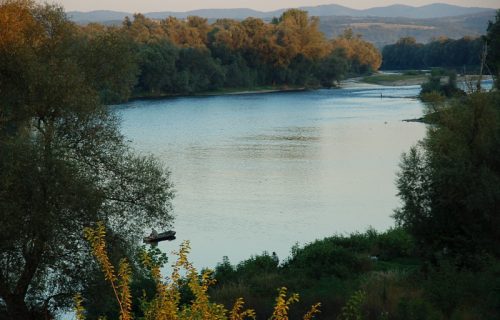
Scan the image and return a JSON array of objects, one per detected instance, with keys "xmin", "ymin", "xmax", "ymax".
[
  {"xmin": 381, "ymin": 36, "xmax": 484, "ymax": 70},
  {"xmin": 78, "ymin": 12, "xmax": 381, "ymax": 103}
]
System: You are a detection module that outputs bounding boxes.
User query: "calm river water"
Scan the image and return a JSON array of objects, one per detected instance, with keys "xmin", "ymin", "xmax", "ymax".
[{"xmin": 117, "ymin": 84, "xmax": 426, "ymax": 269}]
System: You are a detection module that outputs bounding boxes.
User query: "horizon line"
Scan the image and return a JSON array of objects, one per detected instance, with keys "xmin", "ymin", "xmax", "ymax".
[{"xmin": 65, "ymin": 2, "xmax": 497, "ymax": 14}]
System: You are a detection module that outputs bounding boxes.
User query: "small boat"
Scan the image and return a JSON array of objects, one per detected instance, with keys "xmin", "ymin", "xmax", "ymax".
[{"xmin": 143, "ymin": 230, "xmax": 176, "ymax": 245}]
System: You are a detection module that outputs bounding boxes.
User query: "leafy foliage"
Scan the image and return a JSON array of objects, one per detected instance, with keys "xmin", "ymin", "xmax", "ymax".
[
  {"xmin": 420, "ymin": 69, "xmax": 465, "ymax": 98},
  {"xmin": 395, "ymin": 92, "xmax": 500, "ymax": 266},
  {"xmin": 337, "ymin": 290, "xmax": 366, "ymax": 320},
  {"xmin": 331, "ymin": 29, "xmax": 382, "ymax": 74},
  {"xmin": 80, "ymin": 223, "xmax": 321, "ymax": 320},
  {"xmin": 382, "ymin": 36, "xmax": 484, "ymax": 70},
  {"xmin": 0, "ymin": 1, "xmax": 174, "ymax": 318},
  {"xmin": 486, "ymin": 10, "xmax": 500, "ymax": 88},
  {"xmin": 74, "ymin": 9, "xmax": 379, "ymax": 101},
  {"xmin": 210, "ymin": 229, "xmax": 420, "ymax": 319}
]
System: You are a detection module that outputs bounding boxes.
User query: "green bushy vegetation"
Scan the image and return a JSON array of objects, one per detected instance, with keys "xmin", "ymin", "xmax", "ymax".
[
  {"xmin": 381, "ymin": 36, "xmax": 484, "ymax": 70},
  {"xmin": 209, "ymin": 228, "xmax": 421, "ymax": 319},
  {"xmin": 78, "ymin": 223, "xmax": 323, "ymax": 320},
  {"xmin": 420, "ymin": 69, "xmax": 466, "ymax": 98},
  {"xmin": 486, "ymin": 10, "xmax": 500, "ymax": 89},
  {"xmin": 209, "ymin": 227, "xmax": 500, "ymax": 319}
]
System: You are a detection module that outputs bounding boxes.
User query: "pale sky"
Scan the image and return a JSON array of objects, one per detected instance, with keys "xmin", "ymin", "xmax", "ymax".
[{"xmin": 48, "ymin": 0, "xmax": 500, "ymax": 12}]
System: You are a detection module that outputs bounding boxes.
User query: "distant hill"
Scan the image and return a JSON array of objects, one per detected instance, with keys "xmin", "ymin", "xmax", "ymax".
[
  {"xmin": 321, "ymin": 11, "xmax": 497, "ymax": 48},
  {"xmin": 66, "ymin": 3, "xmax": 498, "ymax": 46},
  {"xmin": 359, "ymin": 3, "xmax": 491, "ymax": 19},
  {"xmin": 145, "ymin": 8, "xmax": 265, "ymax": 20},
  {"xmin": 68, "ymin": 10, "xmax": 130, "ymax": 23},
  {"xmin": 67, "ymin": 3, "xmax": 497, "ymax": 23}
]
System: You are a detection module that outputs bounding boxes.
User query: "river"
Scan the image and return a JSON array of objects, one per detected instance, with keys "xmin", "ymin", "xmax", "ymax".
[{"xmin": 117, "ymin": 84, "xmax": 426, "ymax": 269}]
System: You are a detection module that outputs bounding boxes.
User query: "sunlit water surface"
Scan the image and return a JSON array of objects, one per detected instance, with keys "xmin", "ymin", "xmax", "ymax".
[{"xmin": 117, "ymin": 84, "xmax": 427, "ymax": 269}]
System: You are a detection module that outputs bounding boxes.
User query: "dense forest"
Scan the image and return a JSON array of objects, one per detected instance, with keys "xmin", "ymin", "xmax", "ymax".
[
  {"xmin": 381, "ymin": 36, "xmax": 484, "ymax": 70},
  {"xmin": 78, "ymin": 10, "xmax": 381, "ymax": 103}
]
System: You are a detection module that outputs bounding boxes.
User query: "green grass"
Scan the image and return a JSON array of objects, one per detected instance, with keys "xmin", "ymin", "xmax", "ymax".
[{"xmin": 374, "ymin": 258, "xmax": 421, "ymax": 272}]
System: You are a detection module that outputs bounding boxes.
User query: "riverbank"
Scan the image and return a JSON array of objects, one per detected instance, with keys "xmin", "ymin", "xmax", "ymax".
[
  {"xmin": 208, "ymin": 227, "xmax": 500, "ymax": 319},
  {"xmin": 126, "ymin": 72, "xmax": 446, "ymax": 102},
  {"xmin": 127, "ymin": 73, "xmax": 428, "ymax": 102},
  {"xmin": 360, "ymin": 72, "xmax": 494, "ymax": 87},
  {"xmin": 361, "ymin": 73, "xmax": 428, "ymax": 86},
  {"xmin": 129, "ymin": 85, "xmax": 309, "ymax": 101}
]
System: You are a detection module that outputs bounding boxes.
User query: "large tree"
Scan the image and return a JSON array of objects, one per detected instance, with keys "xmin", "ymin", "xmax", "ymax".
[
  {"xmin": 0, "ymin": 1, "xmax": 174, "ymax": 319},
  {"xmin": 331, "ymin": 29, "xmax": 382, "ymax": 74},
  {"xmin": 486, "ymin": 10, "xmax": 500, "ymax": 89},
  {"xmin": 394, "ymin": 93, "xmax": 500, "ymax": 266}
]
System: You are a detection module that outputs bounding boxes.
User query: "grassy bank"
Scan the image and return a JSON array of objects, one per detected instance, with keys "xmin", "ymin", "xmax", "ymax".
[
  {"xmin": 209, "ymin": 228, "xmax": 500, "ymax": 319},
  {"xmin": 361, "ymin": 72, "xmax": 428, "ymax": 86}
]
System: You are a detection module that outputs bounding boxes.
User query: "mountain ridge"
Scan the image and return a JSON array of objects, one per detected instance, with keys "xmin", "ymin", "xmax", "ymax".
[{"xmin": 67, "ymin": 3, "xmax": 497, "ymax": 23}]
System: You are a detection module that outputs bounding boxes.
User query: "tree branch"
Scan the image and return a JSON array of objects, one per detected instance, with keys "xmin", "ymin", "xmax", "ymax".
[{"xmin": 15, "ymin": 238, "xmax": 44, "ymax": 297}]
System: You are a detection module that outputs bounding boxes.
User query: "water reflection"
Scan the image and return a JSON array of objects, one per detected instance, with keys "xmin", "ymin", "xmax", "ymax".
[{"xmin": 118, "ymin": 85, "xmax": 426, "ymax": 269}]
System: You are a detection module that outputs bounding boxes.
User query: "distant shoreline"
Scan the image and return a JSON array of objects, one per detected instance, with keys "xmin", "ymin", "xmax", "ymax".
[
  {"xmin": 200, "ymin": 87, "xmax": 308, "ymax": 96},
  {"xmin": 127, "ymin": 86, "xmax": 312, "ymax": 102},
  {"xmin": 127, "ymin": 71, "xmax": 473, "ymax": 103},
  {"xmin": 124, "ymin": 77, "xmax": 417, "ymax": 103},
  {"xmin": 124, "ymin": 72, "xmax": 432, "ymax": 103},
  {"xmin": 359, "ymin": 72, "xmax": 493, "ymax": 87}
]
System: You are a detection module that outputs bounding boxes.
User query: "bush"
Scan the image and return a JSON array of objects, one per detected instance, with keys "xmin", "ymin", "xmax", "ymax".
[
  {"xmin": 420, "ymin": 70, "xmax": 465, "ymax": 98},
  {"xmin": 376, "ymin": 228, "xmax": 415, "ymax": 260},
  {"xmin": 236, "ymin": 252, "xmax": 279, "ymax": 276},
  {"xmin": 285, "ymin": 240, "xmax": 372, "ymax": 279},
  {"xmin": 82, "ymin": 223, "xmax": 322, "ymax": 320},
  {"xmin": 423, "ymin": 259, "xmax": 500, "ymax": 319},
  {"xmin": 397, "ymin": 297, "xmax": 441, "ymax": 320}
]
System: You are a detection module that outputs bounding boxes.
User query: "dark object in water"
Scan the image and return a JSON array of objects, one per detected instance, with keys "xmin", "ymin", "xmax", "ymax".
[
  {"xmin": 143, "ymin": 229, "xmax": 176, "ymax": 246},
  {"xmin": 402, "ymin": 117, "xmax": 425, "ymax": 123}
]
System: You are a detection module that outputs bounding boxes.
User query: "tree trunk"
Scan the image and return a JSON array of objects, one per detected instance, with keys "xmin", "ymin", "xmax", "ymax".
[
  {"xmin": 4, "ymin": 294, "xmax": 33, "ymax": 320},
  {"xmin": 476, "ymin": 42, "xmax": 487, "ymax": 92}
]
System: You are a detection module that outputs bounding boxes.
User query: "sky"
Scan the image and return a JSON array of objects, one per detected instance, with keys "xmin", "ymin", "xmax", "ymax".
[{"xmin": 48, "ymin": 0, "xmax": 500, "ymax": 12}]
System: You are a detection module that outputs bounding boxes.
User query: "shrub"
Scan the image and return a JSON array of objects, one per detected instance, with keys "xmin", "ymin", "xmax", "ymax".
[
  {"xmin": 80, "ymin": 223, "xmax": 321, "ymax": 320},
  {"xmin": 397, "ymin": 298, "xmax": 440, "ymax": 320},
  {"xmin": 337, "ymin": 290, "xmax": 366, "ymax": 320},
  {"xmin": 376, "ymin": 228, "xmax": 415, "ymax": 260},
  {"xmin": 285, "ymin": 240, "xmax": 371, "ymax": 279}
]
